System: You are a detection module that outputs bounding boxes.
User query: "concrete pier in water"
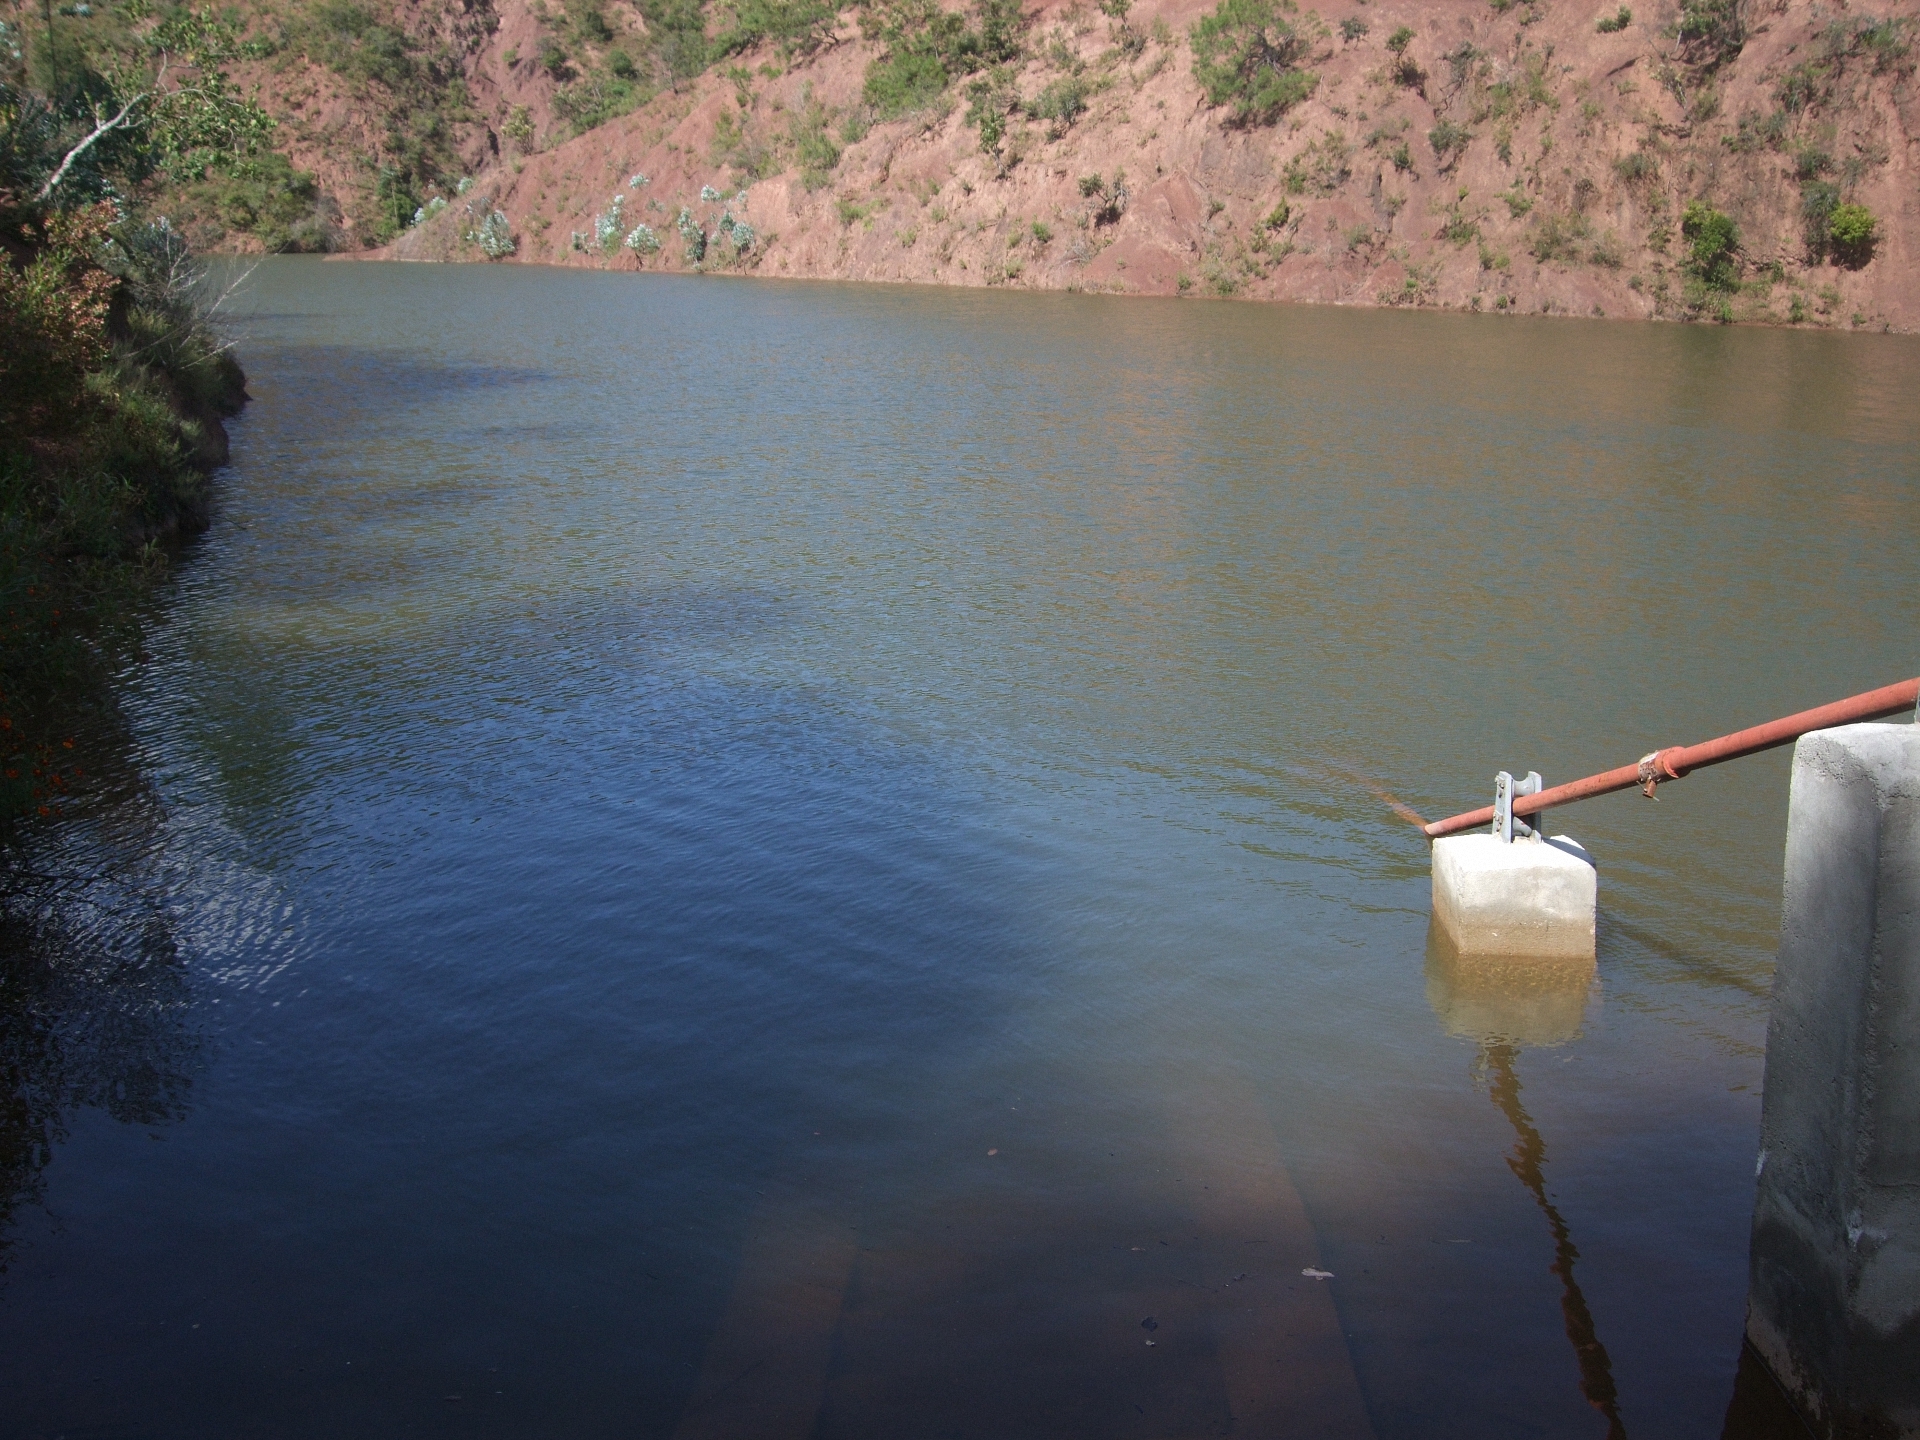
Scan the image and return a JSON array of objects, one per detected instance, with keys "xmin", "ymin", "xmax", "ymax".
[
  {"xmin": 1746, "ymin": 723, "xmax": 1920, "ymax": 1438},
  {"xmin": 1430, "ymin": 833, "xmax": 1597, "ymax": 961}
]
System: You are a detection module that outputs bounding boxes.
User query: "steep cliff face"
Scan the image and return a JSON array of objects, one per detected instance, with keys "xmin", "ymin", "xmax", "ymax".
[{"xmin": 255, "ymin": 0, "xmax": 1918, "ymax": 327}]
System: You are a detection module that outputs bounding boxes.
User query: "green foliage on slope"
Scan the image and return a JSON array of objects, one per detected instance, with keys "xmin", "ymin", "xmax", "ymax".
[
  {"xmin": 1, "ymin": 4, "xmax": 256, "ymax": 824},
  {"xmin": 1189, "ymin": 0, "xmax": 1317, "ymax": 126}
]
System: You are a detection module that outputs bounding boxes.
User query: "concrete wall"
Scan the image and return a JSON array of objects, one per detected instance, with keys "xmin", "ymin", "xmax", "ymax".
[{"xmin": 1747, "ymin": 723, "xmax": 1920, "ymax": 1439}]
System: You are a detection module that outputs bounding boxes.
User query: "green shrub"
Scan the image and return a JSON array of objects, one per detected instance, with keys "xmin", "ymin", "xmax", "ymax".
[
  {"xmin": 714, "ymin": 0, "xmax": 841, "ymax": 59},
  {"xmin": 860, "ymin": 0, "xmax": 1027, "ymax": 122},
  {"xmin": 964, "ymin": 66, "xmax": 1020, "ymax": 150},
  {"xmin": 864, "ymin": 49, "xmax": 951, "ymax": 116},
  {"xmin": 1827, "ymin": 203, "xmax": 1876, "ymax": 266},
  {"xmin": 1078, "ymin": 170, "xmax": 1129, "ymax": 224},
  {"xmin": 1264, "ymin": 200, "xmax": 1289, "ymax": 228},
  {"xmin": 1030, "ymin": 74, "xmax": 1090, "ymax": 126},
  {"xmin": 1612, "ymin": 151, "xmax": 1657, "ymax": 182},
  {"xmin": 788, "ymin": 89, "xmax": 843, "ymax": 188},
  {"xmin": 1794, "ymin": 147, "xmax": 1833, "ymax": 180},
  {"xmin": 275, "ymin": 0, "xmax": 475, "ymax": 237},
  {"xmin": 1189, "ymin": 0, "xmax": 1318, "ymax": 125},
  {"xmin": 976, "ymin": 0, "xmax": 1027, "ymax": 64},
  {"xmin": 1681, "ymin": 199, "xmax": 1738, "ymax": 289},
  {"xmin": 1530, "ymin": 211, "xmax": 1588, "ymax": 262},
  {"xmin": 1799, "ymin": 179, "xmax": 1840, "ymax": 254},
  {"xmin": 642, "ymin": 0, "xmax": 712, "ymax": 89},
  {"xmin": 1677, "ymin": 0, "xmax": 1743, "ymax": 66},
  {"xmin": 1722, "ymin": 109, "xmax": 1787, "ymax": 153},
  {"xmin": 1596, "ymin": 6, "xmax": 1630, "ymax": 32},
  {"xmin": 1851, "ymin": 16, "xmax": 1913, "ymax": 72},
  {"xmin": 1339, "ymin": 16, "xmax": 1367, "ymax": 41},
  {"xmin": 183, "ymin": 152, "xmax": 332, "ymax": 252},
  {"xmin": 565, "ymin": 0, "xmax": 614, "ymax": 45},
  {"xmin": 1428, "ymin": 119, "xmax": 1471, "ymax": 166},
  {"xmin": 1440, "ymin": 208, "xmax": 1477, "ymax": 245},
  {"xmin": 554, "ymin": 72, "xmax": 648, "ymax": 134},
  {"xmin": 1776, "ymin": 18, "xmax": 1913, "ymax": 120},
  {"xmin": 1385, "ymin": 25, "xmax": 1415, "ymax": 53},
  {"xmin": 1284, "ymin": 129, "xmax": 1352, "ymax": 194}
]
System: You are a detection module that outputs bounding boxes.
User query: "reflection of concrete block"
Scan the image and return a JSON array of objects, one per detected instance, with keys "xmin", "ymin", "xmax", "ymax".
[
  {"xmin": 1747, "ymin": 723, "xmax": 1920, "ymax": 1439},
  {"xmin": 1430, "ymin": 834, "xmax": 1597, "ymax": 961},
  {"xmin": 1423, "ymin": 920, "xmax": 1595, "ymax": 1047}
]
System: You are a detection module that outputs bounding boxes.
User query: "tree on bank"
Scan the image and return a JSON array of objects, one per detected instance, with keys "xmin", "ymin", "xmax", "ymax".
[{"xmin": 1, "ymin": 2, "xmax": 270, "ymax": 826}]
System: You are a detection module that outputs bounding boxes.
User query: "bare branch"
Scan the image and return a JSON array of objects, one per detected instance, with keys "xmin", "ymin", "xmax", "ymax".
[{"xmin": 35, "ymin": 91, "xmax": 150, "ymax": 202}]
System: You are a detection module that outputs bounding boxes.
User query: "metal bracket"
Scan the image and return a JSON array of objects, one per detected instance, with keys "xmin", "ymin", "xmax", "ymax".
[{"xmin": 1492, "ymin": 770, "xmax": 1544, "ymax": 843}]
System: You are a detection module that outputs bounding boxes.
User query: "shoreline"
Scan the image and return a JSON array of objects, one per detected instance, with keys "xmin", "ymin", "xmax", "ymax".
[{"xmin": 326, "ymin": 248, "xmax": 1916, "ymax": 336}]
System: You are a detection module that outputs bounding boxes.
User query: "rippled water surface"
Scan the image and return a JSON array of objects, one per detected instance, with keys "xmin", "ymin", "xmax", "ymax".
[{"xmin": 4, "ymin": 261, "xmax": 1917, "ymax": 1438}]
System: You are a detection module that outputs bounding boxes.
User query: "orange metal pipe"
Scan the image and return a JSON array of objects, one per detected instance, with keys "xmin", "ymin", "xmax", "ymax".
[{"xmin": 1422, "ymin": 678, "xmax": 1920, "ymax": 840}]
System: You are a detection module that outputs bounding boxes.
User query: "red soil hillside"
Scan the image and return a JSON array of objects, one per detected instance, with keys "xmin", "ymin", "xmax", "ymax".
[{"xmin": 276, "ymin": 0, "xmax": 1920, "ymax": 327}]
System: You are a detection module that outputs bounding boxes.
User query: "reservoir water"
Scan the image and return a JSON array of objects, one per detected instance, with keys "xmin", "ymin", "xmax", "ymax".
[{"xmin": 4, "ymin": 260, "xmax": 1917, "ymax": 1438}]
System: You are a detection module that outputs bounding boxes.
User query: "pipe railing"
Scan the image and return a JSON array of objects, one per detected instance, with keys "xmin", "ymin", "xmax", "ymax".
[{"xmin": 1422, "ymin": 678, "xmax": 1920, "ymax": 840}]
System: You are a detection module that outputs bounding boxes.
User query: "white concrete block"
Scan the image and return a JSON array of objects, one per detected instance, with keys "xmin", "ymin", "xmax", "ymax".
[
  {"xmin": 1746, "ymin": 723, "xmax": 1920, "ymax": 1438},
  {"xmin": 1430, "ymin": 833, "xmax": 1597, "ymax": 961}
]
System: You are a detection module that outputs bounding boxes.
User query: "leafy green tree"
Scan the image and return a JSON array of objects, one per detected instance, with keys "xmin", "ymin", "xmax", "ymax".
[
  {"xmin": 26, "ymin": 5, "xmax": 273, "ymax": 206},
  {"xmin": 1189, "ymin": 0, "xmax": 1317, "ymax": 126},
  {"xmin": 964, "ymin": 65, "xmax": 1019, "ymax": 150},
  {"xmin": 1681, "ymin": 200, "xmax": 1739, "ymax": 289},
  {"xmin": 642, "ymin": 0, "xmax": 711, "ymax": 91},
  {"xmin": 860, "ymin": 0, "xmax": 1026, "ymax": 122},
  {"xmin": 975, "ymin": 0, "xmax": 1025, "ymax": 64},
  {"xmin": 1826, "ymin": 203, "xmax": 1876, "ymax": 266}
]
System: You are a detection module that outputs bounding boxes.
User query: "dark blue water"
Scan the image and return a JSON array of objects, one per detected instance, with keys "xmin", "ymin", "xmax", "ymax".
[{"xmin": 3, "ymin": 260, "xmax": 1916, "ymax": 1438}]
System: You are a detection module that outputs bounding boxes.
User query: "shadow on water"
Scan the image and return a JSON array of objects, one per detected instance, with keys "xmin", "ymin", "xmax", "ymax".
[
  {"xmin": 229, "ymin": 344, "xmax": 553, "ymax": 416},
  {"xmin": 0, "ymin": 892, "xmax": 201, "ymax": 1273},
  {"xmin": 0, "ymin": 535, "xmax": 209, "ymax": 1272},
  {"xmin": 1476, "ymin": 1041, "xmax": 1629, "ymax": 1440},
  {"xmin": 1719, "ymin": 1342, "xmax": 1815, "ymax": 1440}
]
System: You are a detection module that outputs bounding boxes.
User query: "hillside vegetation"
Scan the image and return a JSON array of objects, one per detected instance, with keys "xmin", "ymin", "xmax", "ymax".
[
  {"xmin": 1, "ymin": 3, "xmax": 255, "ymax": 829},
  {"xmin": 118, "ymin": 0, "xmax": 1917, "ymax": 328}
]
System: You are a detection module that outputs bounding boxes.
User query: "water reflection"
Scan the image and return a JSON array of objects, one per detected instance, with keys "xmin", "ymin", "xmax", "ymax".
[
  {"xmin": 1477, "ymin": 1043, "xmax": 1627, "ymax": 1440},
  {"xmin": 4, "ymin": 261, "xmax": 1910, "ymax": 1435},
  {"xmin": 1425, "ymin": 923, "xmax": 1624, "ymax": 1435},
  {"xmin": 1424, "ymin": 923, "xmax": 1595, "ymax": 1049},
  {"xmin": 0, "ymin": 898, "xmax": 200, "ymax": 1271}
]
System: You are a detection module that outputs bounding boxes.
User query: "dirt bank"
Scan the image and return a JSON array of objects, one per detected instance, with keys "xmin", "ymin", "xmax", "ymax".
[{"xmin": 350, "ymin": 0, "xmax": 1916, "ymax": 329}]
